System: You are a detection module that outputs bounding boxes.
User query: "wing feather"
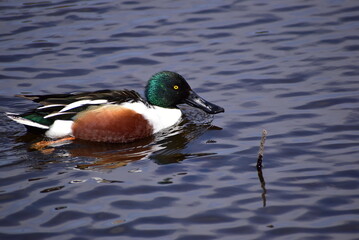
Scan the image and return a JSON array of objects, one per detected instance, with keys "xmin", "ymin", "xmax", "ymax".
[{"xmin": 13, "ymin": 90, "xmax": 148, "ymax": 125}]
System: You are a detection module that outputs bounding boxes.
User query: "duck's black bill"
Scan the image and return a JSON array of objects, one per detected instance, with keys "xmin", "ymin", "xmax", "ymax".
[{"xmin": 184, "ymin": 90, "xmax": 224, "ymax": 114}]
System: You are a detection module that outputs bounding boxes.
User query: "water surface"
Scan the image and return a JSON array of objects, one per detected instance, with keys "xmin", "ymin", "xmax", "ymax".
[{"xmin": 1, "ymin": 0, "xmax": 358, "ymax": 239}]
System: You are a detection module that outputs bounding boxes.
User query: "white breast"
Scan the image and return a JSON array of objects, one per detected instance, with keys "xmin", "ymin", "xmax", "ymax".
[{"xmin": 120, "ymin": 102, "xmax": 182, "ymax": 133}]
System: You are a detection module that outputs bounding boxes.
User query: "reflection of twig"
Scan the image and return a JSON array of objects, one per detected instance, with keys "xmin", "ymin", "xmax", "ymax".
[
  {"xmin": 257, "ymin": 129, "xmax": 268, "ymax": 207},
  {"xmin": 257, "ymin": 166, "xmax": 267, "ymax": 207}
]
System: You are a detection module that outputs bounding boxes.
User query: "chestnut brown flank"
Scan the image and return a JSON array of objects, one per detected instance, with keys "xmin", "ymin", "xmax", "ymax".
[{"xmin": 72, "ymin": 106, "xmax": 153, "ymax": 143}]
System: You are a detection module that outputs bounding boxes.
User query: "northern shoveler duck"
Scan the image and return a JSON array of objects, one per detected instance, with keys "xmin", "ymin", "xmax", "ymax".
[{"xmin": 6, "ymin": 71, "xmax": 224, "ymax": 144}]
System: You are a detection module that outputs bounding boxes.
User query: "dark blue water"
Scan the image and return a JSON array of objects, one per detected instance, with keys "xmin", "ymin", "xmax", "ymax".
[{"xmin": 1, "ymin": 0, "xmax": 359, "ymax": 239}]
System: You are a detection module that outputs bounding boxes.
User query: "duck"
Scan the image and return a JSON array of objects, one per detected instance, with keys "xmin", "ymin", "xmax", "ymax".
[{"xmin": 6, "ymin": 71, "xmax": 224, "ymax": 144}]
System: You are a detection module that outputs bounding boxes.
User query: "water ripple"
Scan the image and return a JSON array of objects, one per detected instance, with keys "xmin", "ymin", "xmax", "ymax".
[{"xmin": 1, "ymin": 0, "xmax": 358, "ymax": 239}]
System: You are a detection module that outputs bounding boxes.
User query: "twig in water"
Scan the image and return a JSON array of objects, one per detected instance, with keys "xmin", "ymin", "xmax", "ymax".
[{"xmin": 257, "ymin": 129, "xmax": 267, "ymax": 169}]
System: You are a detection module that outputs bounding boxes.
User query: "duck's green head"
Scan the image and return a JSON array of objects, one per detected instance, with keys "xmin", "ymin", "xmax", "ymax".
[{"xmin": 145, "ymin": 71, "xmax": 224, "ymax": 114}]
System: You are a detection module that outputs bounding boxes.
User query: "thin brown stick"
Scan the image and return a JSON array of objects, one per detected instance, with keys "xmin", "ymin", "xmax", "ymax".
[{"xmin": 257, "ymin": 129, "xmax": 267, "ymax": 169}]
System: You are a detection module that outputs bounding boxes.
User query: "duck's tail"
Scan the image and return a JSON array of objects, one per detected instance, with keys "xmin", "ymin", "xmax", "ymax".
[{"xmin": 5, "ymin": 112, "xmax": 50, "ymax": 130}]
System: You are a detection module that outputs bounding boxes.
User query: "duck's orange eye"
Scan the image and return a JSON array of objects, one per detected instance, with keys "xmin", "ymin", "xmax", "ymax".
[{"xmin": 173, "ymin": 85, "xmax": 179, "ymax": 90}]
